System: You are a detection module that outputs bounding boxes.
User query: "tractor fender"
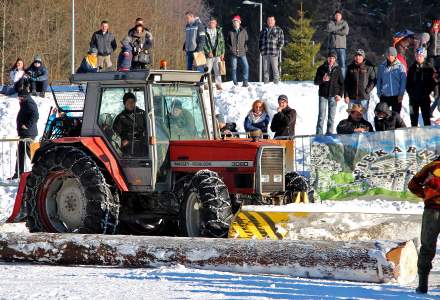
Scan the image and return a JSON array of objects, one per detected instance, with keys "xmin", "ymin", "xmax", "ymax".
[
  {"xmin": 33, "ymin": 137, "xmax": 128, "ymax": 192},
  {"xmin": 7, "ymin": 172, "xmax": 29, "ymax": 223}
]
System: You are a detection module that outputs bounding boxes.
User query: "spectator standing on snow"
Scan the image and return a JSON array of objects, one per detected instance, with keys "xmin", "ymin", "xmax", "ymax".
[
  {"xmin": 336, "ymin": 104, "xmax": 374, "ymax": 134},
  {"xmin": 25, "ymin": 55, "xmax": 48, "ymax": 98},
  {"xmin": 406, "ymin": 47, "xmax": 437, "ymax": 126},
  {"xmin": 376, "ymin": 47, "xmax": 407, "ymax": 114},
  {"xmin": 125, "ymin": 24, "xmax": 153, "ymax": 70},
  {"xmin": 373, "ymin": 102, "xmax": 406, "ymax": 131},
  {"xmin": 270, "ymin": 94, "xmax": 296, "ymax": 138},
  {"xmin": 89, "ymin": 20, "xmax": 117, "ymax": 71},
  {"xmin": 76, "ymin": 48, "xmax": 98, "ymax": 73},
  {"xmin": 1, "ymin": 58, "xmax": 25, "ymax": 95},
  {"xmin": 408, "ymin": 156, "xmax": 440, "ymax": 294},
  {"xmin": 259, "ymin": 15, "xmax": 284, "ymax": 84},
  {"xmin": 244, "ymin": 100, "xmax": 270, "ymax": 137},
  {"xmin": 227, "ymin": 15, "xmax": 249, "ymax": 87},
  {"xmin": 344, "ymin": 49, "xmax": 376, "ymax": 119},
  {"xmin": 117, "ymin": 37, "xmax": 133, "ymax": 71},
  {"xmin": 204, "ymin": 17, "xmax": 225, "ymax": 90},
  {"xmin": 314, "ymin": 51, "xmax": 344, "ymax": 135},
  {"xmin": 8, "ymin": 86, "xmax": 39, "ymax": 180},
  {"xmin": 326, "ymin": 10, "xmax": 349, "ymax": 78},
  {"xmin": 183, "ymin": 11, "xmax": 206, "ymax": 72}
]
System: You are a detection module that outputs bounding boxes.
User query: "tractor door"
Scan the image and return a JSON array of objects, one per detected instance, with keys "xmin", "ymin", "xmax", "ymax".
[{"xmin": 97, "ymin": 86, "xmax": 153, "ymax": 192}]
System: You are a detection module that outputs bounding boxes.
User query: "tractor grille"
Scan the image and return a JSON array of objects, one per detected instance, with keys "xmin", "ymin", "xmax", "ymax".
[{"xmin": 259, "ymin": 147, "xmax": 285, "ymax": 193}]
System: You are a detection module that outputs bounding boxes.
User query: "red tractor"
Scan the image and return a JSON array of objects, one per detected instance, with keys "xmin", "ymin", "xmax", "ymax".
[{"xmin": 18, "ymin": 70, "xmax": 297, "ymax": 238}]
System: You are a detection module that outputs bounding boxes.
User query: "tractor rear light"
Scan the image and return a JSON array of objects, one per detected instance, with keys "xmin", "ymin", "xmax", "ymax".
[
  {"xmin": 273, "ymin": 175, "xmax": 282, "ymax": 183},
  {"xmin": 261, "ymin": 175, "xmax": 270, "ymax": 183}
]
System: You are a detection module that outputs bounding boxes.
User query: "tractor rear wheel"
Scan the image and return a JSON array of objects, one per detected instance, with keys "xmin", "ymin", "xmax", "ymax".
[
  {"xmin": 285, "ymin": 171, "xmax": 314, "ymax": 203},
  {"xmin": 25, "ymin": 146, "xmax": 119, "ymax": 234},
  {"xmin": 180, "ymin": 170, "xmax": 233, "ymax": 238}
]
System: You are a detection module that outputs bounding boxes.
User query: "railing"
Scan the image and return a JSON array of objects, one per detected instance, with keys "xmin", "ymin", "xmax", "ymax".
[{"xmin": 0, "ymin": 138, "xmax": 35, "ymax": 187}]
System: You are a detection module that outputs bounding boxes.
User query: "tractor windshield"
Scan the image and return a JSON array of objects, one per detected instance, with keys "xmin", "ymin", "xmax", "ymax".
[{"xmin": 152, "ymin": 84, "xmax": 208, "ymax": 141}]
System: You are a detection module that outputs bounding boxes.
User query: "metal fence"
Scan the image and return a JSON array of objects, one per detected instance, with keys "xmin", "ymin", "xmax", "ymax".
[{"xmin": 0, "ymin": 138, "xmax": 34, "ymax": 187}]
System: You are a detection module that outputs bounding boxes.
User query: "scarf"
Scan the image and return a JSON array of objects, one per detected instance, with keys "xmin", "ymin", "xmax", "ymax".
[
  {"xmin": 86, "ymin": 54, "xmax": 98, "ymax": 68},
  {"xmin": 248, "ymin": 111, "xmax": 267, "ymax": 124}
]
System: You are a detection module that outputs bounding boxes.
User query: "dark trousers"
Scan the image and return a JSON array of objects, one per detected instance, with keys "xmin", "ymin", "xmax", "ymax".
[
  {"xmin": 380, "ymin": 95, "xmax": 402, "ymax": 113},
  {"xmin": 30, "ymin": 80, "xmax": 48, "ymax": 93},
  {"xmin": 410, "ymin": 97, "xmax": 431, "ymax": 127},
  {"xmin": 14, "ymin": 139, "xmax": 33, "ymax": 176},
  {"xmin": 418, "ymin": 208, "xmax": 440, "ymax": 276}
]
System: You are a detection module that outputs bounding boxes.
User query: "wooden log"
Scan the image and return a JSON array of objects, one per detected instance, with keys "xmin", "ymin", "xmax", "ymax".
[{"xmin": 0, "ymin": 232, "xmax": 417, "ymax": 284}]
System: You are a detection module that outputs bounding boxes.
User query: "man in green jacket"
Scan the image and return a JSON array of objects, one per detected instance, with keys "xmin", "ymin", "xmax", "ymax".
[{"xmin": 204, "ymin": 17, "xmax": 225, "ymax": 90}]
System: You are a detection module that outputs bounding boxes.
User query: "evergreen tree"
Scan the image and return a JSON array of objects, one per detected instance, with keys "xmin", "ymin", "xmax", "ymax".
[{"xmin": 282, "ymin": 7, "xmax": 321, "ymax": 81}]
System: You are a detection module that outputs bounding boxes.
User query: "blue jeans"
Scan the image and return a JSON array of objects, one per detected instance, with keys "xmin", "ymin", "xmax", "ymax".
[
  {"xmin": 316, "ymin": 96, "xmax": 337, "ymax": 135},
  {"xmin": 330, "ymin": 48, "xmax": 346, "ymax": 79},
  {"xmin": 349, "ymin": 99, "xmax": 369, "ymax": 120},
  {"xmin": 1, "ymin": 85, "xmax": 16, "ymax": 95},
  {"xmin": 230, "ymin": 55, "xmax": 249, "ymax": 84},
  {"xmin": 186, "ymin": 51, "xmax": 205, "ymax": 73}
]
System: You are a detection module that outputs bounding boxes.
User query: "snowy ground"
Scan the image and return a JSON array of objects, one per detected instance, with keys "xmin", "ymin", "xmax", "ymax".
[{"xmin": 0, "ymin": 82, "xmax": 439, "ymax": 298}]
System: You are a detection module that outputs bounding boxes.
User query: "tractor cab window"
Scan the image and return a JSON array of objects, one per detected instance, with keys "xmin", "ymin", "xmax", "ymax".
[
  {"xmin": 98, "ymin": 87, "xmax": 148, "ymax": 157},
  {"xmin": 152, "ymin": 84, "xmax": 208, "ymax": 141}
]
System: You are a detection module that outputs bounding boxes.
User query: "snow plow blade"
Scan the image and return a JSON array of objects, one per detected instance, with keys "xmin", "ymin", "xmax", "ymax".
[
  {"xmin": 228, "ymin": 208, "xmax": 421, "ymax": 241},
  {"xmin": 0, "ymin": 232, "xmax": 417, "ymax": 284}
]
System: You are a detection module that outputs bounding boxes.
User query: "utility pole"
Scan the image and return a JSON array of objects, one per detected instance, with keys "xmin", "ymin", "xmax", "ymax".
[{"xmin": 71, "ymin": 0, "xmax": 75, "ymax": 75}]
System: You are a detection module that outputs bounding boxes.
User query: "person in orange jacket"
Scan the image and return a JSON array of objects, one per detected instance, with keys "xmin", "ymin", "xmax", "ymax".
[{"xmin": 408, "ymin": 156, "xmax": 440, "ymax": 294}]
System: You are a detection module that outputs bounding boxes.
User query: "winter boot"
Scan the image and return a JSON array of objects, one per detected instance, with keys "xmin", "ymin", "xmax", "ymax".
[
  {"xmin": 39, "ymin": 91, "xmax": 45, "ymax": 98},
  {"xmin": 416, "ymin": 273, "xmax": 428, "ymax": 294},
  {"xmin": 242, "ymin": 81, "xmax": 249, "ymax": 87}
]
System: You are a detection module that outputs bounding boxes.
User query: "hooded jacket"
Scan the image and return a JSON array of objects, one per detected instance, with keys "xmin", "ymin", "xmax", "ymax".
[
  {"xmin": 344, "ymin": 60, "xmax": 376, "ymax": 100},
  {"xmin": 376, "ymin": 59, "xmax": 407, "ymax": 97},
  {"xmin": 89, "ymin": 30, "xmax": 117, "ymax": 56},
  {"xmin": 326, "ymin": 19, "xmax": 349, "ymax": 49},
  {"xmin": 184, "ymin": 17, "xmax": 206, "ymax": 52},
  {"xmin": 270, "ymin": 106, "xmax": 296, "ymax": 138},
  {"xmin": 314, "ymin": 62, "xmax": 344, "ymax": 97},
  {"xmin": 406, "ymin": 62, "xmax": 437, "ymax": 100},
  {"xmin": 17, "ymin": 95, "xmax": 39, "ymax": 138},
  {"xmin": 373, "ymin": 102, "xmax": 406, "ymax": 131},
  {"xmin": 336, "ymin": 115, "xmax": 374, "ymax": 134}
]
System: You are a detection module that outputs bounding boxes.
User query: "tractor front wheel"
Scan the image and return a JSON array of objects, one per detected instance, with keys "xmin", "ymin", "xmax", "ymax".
[
  {"xmin": 179, "ymin": 170, "xmax": 233, "ymax": 238},
  {"xmin": 25, "ymin": 146, "xmax": 120, "ymax": 234}
]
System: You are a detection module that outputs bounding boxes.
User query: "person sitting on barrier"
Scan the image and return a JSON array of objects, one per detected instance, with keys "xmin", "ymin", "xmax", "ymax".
[
  {"xmin": 1, "ymin": 58, "xmax": 25, "ymax": 95},
  {"xmin": 76, "ymin": 47, "xmax": 98, "ymax": 73},
  {"xmin": 113, "ymin": 92, "xmax": 147, "ymax": 156},
  {"xmin": 8, "ymin": 85, "xmax": 39, "ymax": 180},
  {"xmin": 408, "ymin": 156, "xmax": 440, "ymax": 294},
  {"xmin": 244, "ymin": 100, "xmax": 270, "ymax": 138},
  {"xmin": 270, "ymin": 94, "xmax": 296, "ymax": 138},
  {"xmin": 336, "ymin": 104, "xmax": 374, "ymax": 134},
  {"xmin": 25, "ymin": 54, "xmax": 48, "ymax": 98},
  {"xmin": 373, "ymin": 102, "xmax": 406, "ymax": 132}
]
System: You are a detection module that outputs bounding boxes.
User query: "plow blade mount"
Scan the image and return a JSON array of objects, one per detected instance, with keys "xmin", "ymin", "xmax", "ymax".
[
  {"xmin": 0, "ymin": 232, "xmax": 417, "ymax": 284},
  {"xmin": 228, "ymin": 209, "xmax": 421, "ymax": 242}
]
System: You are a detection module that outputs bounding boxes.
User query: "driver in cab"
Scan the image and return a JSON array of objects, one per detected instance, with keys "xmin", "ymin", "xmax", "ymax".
[
  {"xmin": 169, "ymin": 100, "xmax": 196, "ymax": 139},
  {"xmin": 113, "ymin": 92, "xmax": 147, "ymax": 156}
]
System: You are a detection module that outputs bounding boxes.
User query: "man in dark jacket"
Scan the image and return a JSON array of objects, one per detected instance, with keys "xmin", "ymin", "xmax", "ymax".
[
  {"xmin": 9, "ymin": 87, "xmax": 39, "ymax": 180},
  {"xmin": 326, "ymin": 10, "xmax": 349, "ymax": 78},
  {"xmin": 259, "ymin": 16, "xmax": 284, "ymax": 84},
  {"xmin": 407, "ymin": 47, "xmax": 438, "ymax": 126},
  {"xmin": 227, "ymin": 15, "xmax": 249, "ymax": 87},
  {"xmin": 336, "ymin": 104, "xmax": 374, "ymax": 134},
  {"xmin": 204, "ymin": 17, "xmax": 225, "ymax": 90},
  {"xmin": 113, "ymin": 92, "xmax": 147, "ymax": 157},
  {"xmin": 270, "ymin": 94, "xmax": 296, "ymax": 138},
  {"xmin": 183, "ymin": 11, "xmax": 206, "ymax": 72},
  {"xmin": 374, "ymin": 102, "xmax": 406, "ymax": 131},
  {"xmin": 25, "ymin": 55, "xmax": 49, "ymax": 98},
  {"xmin": 344, "ymin": 49, "xmax": 376, "ymax": 119},
  {"xmin": 314, "ymin": 51, "xmax": 344, "ymax": 135},
  {"xmin": 125, "ymin": 24, "xmax": 153, "ymax": 70},
  {"xmin": 89, "ymin": 20, "xmax": 117, "ymax": 71}
]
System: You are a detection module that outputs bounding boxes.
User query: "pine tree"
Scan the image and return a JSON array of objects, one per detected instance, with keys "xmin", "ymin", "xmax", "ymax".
[{"xmin": 282, "ymin": 6, "xmax": 321, "ymax": 81}]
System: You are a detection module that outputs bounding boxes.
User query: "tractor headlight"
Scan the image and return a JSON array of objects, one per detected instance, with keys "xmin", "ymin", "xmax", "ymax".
[
  {"xmin": 273, "ymin": 175, "xmax": 283, "ymax": 183},
  {"xmin": 261, "ymin": 175, "xmax": 270, "ymax": 183}
]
